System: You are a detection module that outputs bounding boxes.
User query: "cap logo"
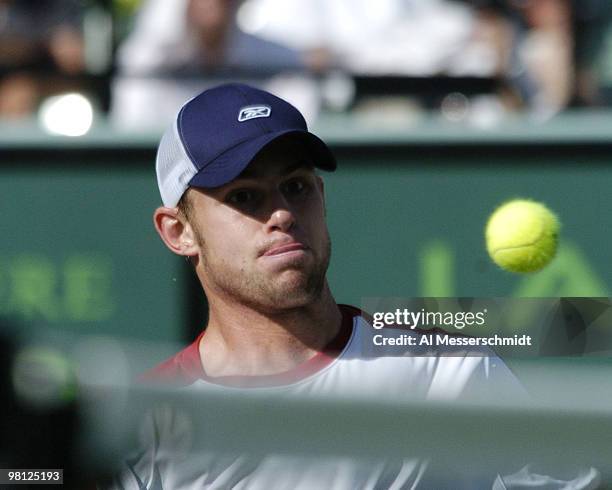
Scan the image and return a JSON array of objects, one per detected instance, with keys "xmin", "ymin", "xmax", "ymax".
[{"xmin": 238, "ymin": 105, "xmax": 271, "ymax": 122}]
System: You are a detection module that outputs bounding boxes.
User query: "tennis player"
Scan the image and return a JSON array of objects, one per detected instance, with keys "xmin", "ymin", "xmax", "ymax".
[{"xmin": 107, "ymin": 84, "xmax": 599, "ymax": 489}]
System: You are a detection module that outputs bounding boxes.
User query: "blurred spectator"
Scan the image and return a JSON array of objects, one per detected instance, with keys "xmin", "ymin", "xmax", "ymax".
[
  {"xmin": 111, "ymin": 0, "xmax": 330, "ymax": 129},
  {"xmin": 232, "ymin": 0, "xmax": 520, "ymax": 125},
  {"xmin": 0, "ymin": 0, "xmax": 86, "ymax": 119},
  {"xmin": 239, "ymin": 0, "xmax": 511, "ymax": 77},
  {"xmin": 570, "ymin": 0, "xmax": 612, "ymax": 106},
  {"xmin": 506, "ymin": 0, "xmax": 574, "ymax": 115},
  {"xmin": 240, "ymin": 0, "xmax": 602, "ymax": 116}
]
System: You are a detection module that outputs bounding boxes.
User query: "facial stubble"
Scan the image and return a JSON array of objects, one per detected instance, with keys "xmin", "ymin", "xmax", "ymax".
[{"xmin": 194, "ymin": 225, "xmax": 332, "ymax": 312}]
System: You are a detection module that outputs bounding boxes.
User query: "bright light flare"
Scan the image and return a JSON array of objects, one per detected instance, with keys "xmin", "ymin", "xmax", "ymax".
[{"xmin": 39, "ymin": 93, "xmax": 94, "ymax": 137}]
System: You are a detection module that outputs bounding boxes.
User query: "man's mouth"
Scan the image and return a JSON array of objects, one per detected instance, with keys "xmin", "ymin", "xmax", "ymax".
[{"xmin": 262, "ymin": 242, "xmax": 308, "ymax": 257}]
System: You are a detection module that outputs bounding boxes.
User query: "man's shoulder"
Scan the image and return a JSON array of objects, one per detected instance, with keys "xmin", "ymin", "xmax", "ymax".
[{"xmin": 139, "ymin": 332, "xmax": 205, "ymax": 386}]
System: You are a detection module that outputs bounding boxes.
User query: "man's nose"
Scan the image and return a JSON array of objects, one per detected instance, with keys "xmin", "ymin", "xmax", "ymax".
[
  {"xmin": 266, "ymin": 208, "xmax": 295, "ymax": 233},
  {"xmin": 265, "ymin": 193, "xmax": 295, "ymax": 233}
]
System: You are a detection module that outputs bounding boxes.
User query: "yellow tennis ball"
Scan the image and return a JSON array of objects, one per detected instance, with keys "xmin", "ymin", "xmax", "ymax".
[{"xmin": 485, "ymin": 199, "xmax": 560, "ymax": 273}]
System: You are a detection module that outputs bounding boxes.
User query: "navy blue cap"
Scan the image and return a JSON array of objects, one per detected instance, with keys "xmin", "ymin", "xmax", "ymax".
[{"xmin": 155, "ymin": 83, "xmax": 336, "ymax": 207}]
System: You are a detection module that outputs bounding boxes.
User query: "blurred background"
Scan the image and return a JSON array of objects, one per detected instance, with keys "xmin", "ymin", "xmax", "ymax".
[
  {"xmin": 1, "ymin": 1, "xmax": 612, "ymax": 485},
  {"xmin": 3, "ymin": 0, "xmax": 612, "ymax": 128},
  {"xmin": 1, "ymin": 0, "xmax": 611, "ymax": 344}
]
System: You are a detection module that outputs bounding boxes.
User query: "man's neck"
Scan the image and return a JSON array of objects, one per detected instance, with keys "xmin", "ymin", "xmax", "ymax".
[{"xmin": 199, "ymin": 285, "xmax": 342, "ymax": 378}]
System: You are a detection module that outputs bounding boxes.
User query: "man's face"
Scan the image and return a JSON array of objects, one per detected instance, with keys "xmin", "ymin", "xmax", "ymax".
[{"xmin": 184, "ymin": 139, "xmax": 332, "ymax": 312}]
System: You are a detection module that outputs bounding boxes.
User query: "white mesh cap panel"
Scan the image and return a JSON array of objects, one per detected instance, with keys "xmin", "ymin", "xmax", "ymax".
[{"xmin": 155, "ymin": 120, "xmax": 198, "ymax": 207}]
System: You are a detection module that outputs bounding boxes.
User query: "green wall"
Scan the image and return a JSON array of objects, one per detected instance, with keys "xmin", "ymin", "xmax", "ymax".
[
  {"xmin": 1, "ymin": 117, "xmax": 611, "ymax": 341},
  {"xmin": 326, "ymin": 158, "xmax": 610, "ymax": 305},
  {"xmin": 0, "ymin": 161, "xmax": 185, "ymax": 342}
]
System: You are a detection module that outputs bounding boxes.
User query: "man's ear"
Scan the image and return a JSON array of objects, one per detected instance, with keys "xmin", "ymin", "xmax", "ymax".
[{"xmin": 153, "ymin": 207, "xmax": 199, "ymax": 257}]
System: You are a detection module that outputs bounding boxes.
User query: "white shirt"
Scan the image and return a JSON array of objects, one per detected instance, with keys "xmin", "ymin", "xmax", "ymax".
[{"xmin": 106, "ymin": 305, "xmax": 599, "ymax": 489}]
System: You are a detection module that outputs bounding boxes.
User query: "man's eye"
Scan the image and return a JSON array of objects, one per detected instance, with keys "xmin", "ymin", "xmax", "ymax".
[
  {"xmin": 228, "ymin": 190, "xmax": 257, "ymax": 204},
  {"xmin": 284, "ymin": 179, "xmax": 309, "ymax": 195}
]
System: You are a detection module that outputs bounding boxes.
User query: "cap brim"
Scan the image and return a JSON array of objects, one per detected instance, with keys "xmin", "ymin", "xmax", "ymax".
[{"xmin": 188, "ymin": 129, "xmax": 336, "ymax": 189}]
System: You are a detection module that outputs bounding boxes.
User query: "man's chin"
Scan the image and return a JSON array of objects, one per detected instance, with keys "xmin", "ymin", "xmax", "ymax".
[{"xmin": 265, "ymin": 272, "xmax": 325, "ymax": 307}]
